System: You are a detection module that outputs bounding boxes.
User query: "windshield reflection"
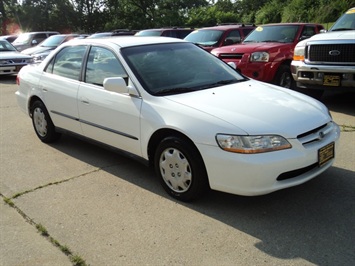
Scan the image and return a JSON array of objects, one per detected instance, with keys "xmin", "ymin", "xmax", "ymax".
[{"xmin": 122, "ymin": 43, "xmax": 247, "ymax": 95}]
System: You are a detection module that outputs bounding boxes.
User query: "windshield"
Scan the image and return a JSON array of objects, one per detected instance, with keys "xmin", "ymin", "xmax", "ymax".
[
  {"xmin": 243, "ymin": 25, "xmax": 300, "ymax": 43},
  {"xmin": 135, "ymin": 31, "xmax": 163, "ymax": 36},
  {"xmin": 330, "ymin": 8, "xmax": 355, "ymax": 31},
  {"xmin": 121, "ymin": 42, "xmax": 246, "ymax": 95},
  {"xmin": 184, "ymin": 30, "xmax": 223, "ymax": 46},
  {"xmin": 39, "ymin": 35, "xmax": 66, "ymax": 47},
  {"xmin": 0, "ymin": 40, "xmax": 17, "ymax": 51},
  {"xmin": 12, "ymin": 33, "xmax": 31, "ymax": 44}
]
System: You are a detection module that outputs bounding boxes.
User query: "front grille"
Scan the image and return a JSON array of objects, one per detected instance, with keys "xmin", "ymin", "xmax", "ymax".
[
  {"xmin": 3, "ymin": 59, "xmax": 28, "ymax": 64},
  {"xmin": 307, "ymin": 44, "xmax": 355, "ymax": 64},
  {"xmin": 297, "ymin": 122, "xmax": 333, "ymax": 146},
  {"xmin": 219, "ymin": 53, "xmax": 243, "ymax": 60}
]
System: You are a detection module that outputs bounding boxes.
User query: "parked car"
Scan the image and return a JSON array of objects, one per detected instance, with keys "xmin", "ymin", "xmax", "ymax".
[
  {"xmin": 184, "ymin": 24, "xmax": 256, "ymax": 52},
  {"xmin": 21, "ymin": 34, "xmax": 80, "ymax": 63},
  {"xmin": 87, "ymin": 29, "xmax": 136, "ymax": 39},
  {"xmin": 211, "ymin": 23, "xmax": 324, "ymax": 89},
  {"xmin": 135, "ymin": 27, "xmax": 194, "ymax": 39},
  {"xmin": 0, "ymin": 34, "xmax": 18, "ymax": 43},
  {"xmin": 12, "ymin": 31, "xmax": 59, "ymax": 51},
  {"xmin": 0, "ymin": 39, "xmax": 33, "ymax": 75},
  {"xmin": 16, "ymin": 37, "xmax": 340, "ymax": 201},
  {"xmin": 291, "ymin": 7, "xmax": 355, "ymax": 98}
]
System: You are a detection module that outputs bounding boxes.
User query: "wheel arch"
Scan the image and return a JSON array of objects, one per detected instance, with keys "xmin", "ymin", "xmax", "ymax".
[
  {"xmin": 147, "ymin": 128, "xmax": 204, "ymax": 168},
  {"xmin": 28, "ymin": 96, "xmax": 44, "ymax": 117}
]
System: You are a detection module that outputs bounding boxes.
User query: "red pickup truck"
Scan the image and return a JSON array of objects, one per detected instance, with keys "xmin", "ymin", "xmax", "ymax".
[{"xmin": 211, "ymin": 23, "xmax": 324, "ymax": 89}]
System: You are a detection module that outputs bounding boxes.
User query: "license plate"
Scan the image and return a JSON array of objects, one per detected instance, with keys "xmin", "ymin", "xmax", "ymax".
[
  {"xmin": 15, "ymin": 65, "xmax": 24, "ymax": 72},
  {"xmin": 318, "ymin": 142, "xmax": 335, "ymax": 167},
  {"xmin": 323, "ymin": 74, "xmax": 340, "ymax": 86}
]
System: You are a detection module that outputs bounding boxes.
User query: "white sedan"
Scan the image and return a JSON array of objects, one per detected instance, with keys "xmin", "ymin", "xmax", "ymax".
[{"xmin": 16, "ymin": 36, "xmax": 340, "ymax": 201}]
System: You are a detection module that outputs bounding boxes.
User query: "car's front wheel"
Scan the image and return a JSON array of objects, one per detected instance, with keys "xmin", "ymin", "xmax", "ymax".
[
  {"xmin": 154, "ymin": 136, "xmax": 209, "ymax": 201},
  {"xmin": 30, "ymin": 100, "xmax": 61, "ymax": 143},
  {"xmin": 274, "ymin": 65, "xmax": 295, "ymax": 89}
]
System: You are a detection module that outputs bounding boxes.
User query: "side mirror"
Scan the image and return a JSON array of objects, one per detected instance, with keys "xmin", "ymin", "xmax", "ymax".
[
  {"xmin": 103, "ymin": 77, "xmax": 139, "ymax": 97},
  {"xmin": 228, "ymin": 62, "xmax": 236, "ymax": 69},
  {"xmin": 103, "ymin": 77, "xmax": 128, "ymax": 94}
]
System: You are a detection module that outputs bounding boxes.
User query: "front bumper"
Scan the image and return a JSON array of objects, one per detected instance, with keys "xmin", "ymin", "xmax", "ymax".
[
  {"xmin": 0, "ymin": 64, "xmax": 27, "ymax": 75},
  {"xmin": 197, "ymin": 122, "xmax": 340, "ymax": 196},
  {"xmin": 291, "ymin": 61, "xmax": 355, "ymax": 90}
]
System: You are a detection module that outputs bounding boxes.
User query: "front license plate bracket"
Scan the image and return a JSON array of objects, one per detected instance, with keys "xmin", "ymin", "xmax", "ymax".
[
  {"xmin": 318, "ymin": 142, "xmax": 335, "ymax": 167},
  {"xmin": 323, "ymin": 74, "xmax": 340, "ymax": 86}
]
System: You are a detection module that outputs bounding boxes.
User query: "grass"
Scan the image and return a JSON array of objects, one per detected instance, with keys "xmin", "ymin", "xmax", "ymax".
[
  {"xmin": 340, "ymin": 124, "xmax": 355, "ymax": 132},
  {"xmin": 2, "ymin": 185, "xmax": 89, "ymax": 266}
]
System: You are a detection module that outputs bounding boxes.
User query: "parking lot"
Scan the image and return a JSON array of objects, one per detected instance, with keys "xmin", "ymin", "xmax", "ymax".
[{"xmin": 1, "ymin": 74, "xmax": 354, "ymax": 265}]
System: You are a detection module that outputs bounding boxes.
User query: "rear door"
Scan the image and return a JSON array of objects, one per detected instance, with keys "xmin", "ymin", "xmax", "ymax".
[{"xmin": 41, "ymin": 45, "xmax": 88, "ymax": 134}]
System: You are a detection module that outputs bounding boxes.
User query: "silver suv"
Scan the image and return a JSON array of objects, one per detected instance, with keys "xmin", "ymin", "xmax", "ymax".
[
  {"xmin": 291, "ymin": 7, "xmax": 355, "ymax": 98},
  {"xmin": 12, "ymin": 31, "xmax": 59, "ymax": 51}
]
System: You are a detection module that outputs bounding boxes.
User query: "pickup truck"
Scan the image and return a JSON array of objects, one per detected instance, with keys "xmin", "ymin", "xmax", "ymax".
[
  {"xmin": 291, "ymin": 7, "xmax": 355, "ymax": 98},
  {"xmin": 211, "ymin": 23, "xmax": 324, "ymax": 89}
]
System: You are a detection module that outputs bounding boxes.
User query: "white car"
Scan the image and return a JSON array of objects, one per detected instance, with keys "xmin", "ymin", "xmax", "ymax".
[{"xmin": 16, "ymin": 37, "xmax": 340, "ymax": 201}]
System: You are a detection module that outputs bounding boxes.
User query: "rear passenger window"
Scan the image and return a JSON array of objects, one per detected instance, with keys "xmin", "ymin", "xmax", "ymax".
[
  {"xmin": 85, "ymin": 46, "xmax": 127, "ymax": 86},
  {"xmin": 45, "ymin": 46, "xmax": 87, "ymax": 80}
]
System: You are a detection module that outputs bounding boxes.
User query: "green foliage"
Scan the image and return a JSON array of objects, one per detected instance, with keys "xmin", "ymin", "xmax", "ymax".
[{"xmin": 0, "ymin": 0, "xmax": 352, "ymax": 34}]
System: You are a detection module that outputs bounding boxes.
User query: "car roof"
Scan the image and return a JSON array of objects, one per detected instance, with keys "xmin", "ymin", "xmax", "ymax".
[
  {"xmin": 258, "ymin": 23, "xmax": 323, "ymax": 27},
  {"xmin": 67, "ymin": 36, "xmax": 185, "ymax": 48},
  {"xmin": 138, "ymin": 28, "xmax": 193, "ymax": 32},
  {"xmin": 198, "ymin": 24, "xmax": 256, "ymax": 30}
]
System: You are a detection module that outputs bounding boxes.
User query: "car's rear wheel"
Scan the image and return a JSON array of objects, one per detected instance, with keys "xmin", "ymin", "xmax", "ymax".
[
  {"xmin": 31, "ymin": 100, "xmax": 61, "ymax": 143},
  {"xmin": 274, "ymin": 65, "xmax": 295, "ymax": 89},
  {"xmin": 154, "ymin": 136, "xmax": 209, "ymax": 201}
]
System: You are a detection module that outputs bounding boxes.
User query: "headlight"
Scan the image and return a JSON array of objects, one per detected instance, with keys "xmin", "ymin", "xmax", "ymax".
[
  {"xmin": 250, "ymin": 52, "xmax": 269, "ymax": 62},
  {"xmin": 33, "ymin": 53, "xmax": 49, "ymax": 63},
  {"xmin": 293, "ymin": 43, "xmax": 306, "ymax": 61},
  {"xmin": 216, "ymin": 134, "xmax": 291, "ymax": 154}
]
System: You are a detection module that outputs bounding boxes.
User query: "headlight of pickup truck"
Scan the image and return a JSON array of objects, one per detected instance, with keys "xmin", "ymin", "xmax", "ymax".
[
  {"xmin": 293, "ymin": 42, "xmax": 306, "ymax": 61},
  {"xmin": 216, "ymin": 134, "xmax": 291, "ymax": 154},
  {"xmin": 250, "ymin": 52, "xmax": 269, "ymax": 62}
]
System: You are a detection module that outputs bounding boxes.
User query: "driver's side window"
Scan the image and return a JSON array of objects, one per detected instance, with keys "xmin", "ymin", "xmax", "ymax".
[
  {"xmin": 224, "ymin": 30, "xmax": 241, "ymax": 46},
  {"xmin": 301, "ymin": 26, "xmax": 316, "ymax": 38},
  {"xmin": 85, "ymin": 46, "xmax": 127, "ymax": 86}
]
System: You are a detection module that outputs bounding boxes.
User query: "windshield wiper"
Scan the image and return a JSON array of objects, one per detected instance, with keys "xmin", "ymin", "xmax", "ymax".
[
  {"xmin": 154, "ymin": 87, "xmax": 196, "ymax": 96},
  {"xmin": 199, "ymin": 79, "xmax": 240, "ymax": 89},
  {"xmin": 263, "ymin": 40, "xmax": 281, "ymax": 42}
]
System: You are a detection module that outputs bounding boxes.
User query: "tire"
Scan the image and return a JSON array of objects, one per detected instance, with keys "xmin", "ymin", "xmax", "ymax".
[
  {"xmin": 154, "ymin": 136, "xmax": 209, "ymax": 202},
  {"xmin": 274, "ymin": 65, "xmax": 295, "ymax": 89},
  {"xmin": 30, "ymin": 100, "xmax": 61, "ymax": 143}
]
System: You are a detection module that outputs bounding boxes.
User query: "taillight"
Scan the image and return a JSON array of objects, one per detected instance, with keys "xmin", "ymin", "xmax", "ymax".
[{"xmin": 16, "ymin": 75, "xmax": 20, "ymax": 85}]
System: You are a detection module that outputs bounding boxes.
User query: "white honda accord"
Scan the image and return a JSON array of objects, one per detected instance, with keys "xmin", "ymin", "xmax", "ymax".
[{"xmin": 16, "ymin": 36, "xmax": 340, "ymax": 201}]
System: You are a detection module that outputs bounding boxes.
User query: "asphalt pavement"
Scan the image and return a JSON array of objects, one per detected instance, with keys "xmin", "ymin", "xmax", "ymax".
[{"xmin": 1, "ymin": 75, "xmax": 354, "ymax": 266}]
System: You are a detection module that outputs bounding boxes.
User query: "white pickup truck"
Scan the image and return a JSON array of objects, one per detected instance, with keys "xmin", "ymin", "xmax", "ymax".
[{"xmin": 291, "ymin": 7, "xmax": 355, "ymax": 98}]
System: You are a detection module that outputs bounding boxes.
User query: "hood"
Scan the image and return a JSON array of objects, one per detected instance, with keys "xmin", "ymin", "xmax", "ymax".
[
  {"xmin": 166, "ymin": 80, "xmax": 329, "ymax": 137},
  {"xmin": 0, "ymin": 51, "xmax": 33, "ymax": 60},
  {"xmin": 307, "ymin": 30, "xmax": 355, "ymax": 41},
  {"xmin": 21, "ymin": 46, "xmax": 54, "ymax": 55},
  {"xmin": 213, "ymin": 42, "xmax": 292, "ymax": 53}
]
